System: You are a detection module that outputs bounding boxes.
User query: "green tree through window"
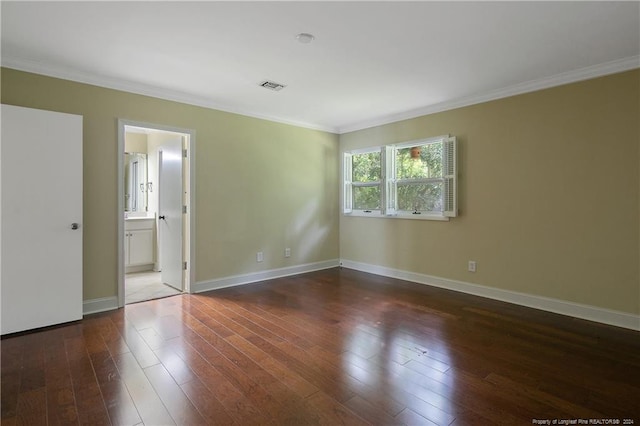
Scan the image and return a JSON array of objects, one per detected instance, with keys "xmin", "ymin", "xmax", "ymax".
[
  {"xmin": 344, "ymin": 135, "xmax": 457, "ymax": 218},
  {"xmin": 396, "ymin": 143, "xmax": 443, "ymax": 213},
  {"xmin": 352, "ymin": 151, "xmax": 381, "ymax": 210}
]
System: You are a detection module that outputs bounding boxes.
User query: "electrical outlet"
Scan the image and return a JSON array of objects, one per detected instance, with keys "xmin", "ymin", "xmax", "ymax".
[
  {"xmin": 468, "ymin": 260, "xmax": 477, "ymax": 272},
  {"xmin": 257, "ymin": 251, "xmax": 264, "ymax": 262},
  {"xmin": 285, "ymin": 248, "xmax": 291, "ymax": 258}
]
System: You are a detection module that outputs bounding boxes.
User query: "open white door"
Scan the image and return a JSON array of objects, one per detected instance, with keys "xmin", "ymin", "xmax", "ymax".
[
  {"xmin": 1, "ymin": 104, "xmax": 83, "ymax": 335},
  {"xmin": 158, "ymin": 137, "xmax": 183, "ymax": 291}
]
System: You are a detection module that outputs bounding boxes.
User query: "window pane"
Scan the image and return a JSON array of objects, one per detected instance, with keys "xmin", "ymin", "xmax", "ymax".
[
  {"xmin": 397, "ymin": 182, "xmax": 443, "ymax": 212},
  {"xmin": 353, "ymin": 186, "xmax": 381, "ymax": 210},
  {"xmin": 396, "ymin": 143, "xmax": 442, "ymax": 179},
  {"xmin": 352, "ymin": 152, "xmax": 381, "ymax": 183}
]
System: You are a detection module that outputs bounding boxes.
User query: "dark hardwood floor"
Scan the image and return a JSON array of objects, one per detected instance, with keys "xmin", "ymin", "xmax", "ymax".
[{"xmin": 2, "ymin": 267, "xmax": 639, "ymax": 425}]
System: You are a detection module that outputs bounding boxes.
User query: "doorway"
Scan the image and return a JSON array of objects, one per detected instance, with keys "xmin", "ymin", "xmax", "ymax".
[{"xmin": 117, "ymin": 120, "xmax": 195, "ymax": 307}]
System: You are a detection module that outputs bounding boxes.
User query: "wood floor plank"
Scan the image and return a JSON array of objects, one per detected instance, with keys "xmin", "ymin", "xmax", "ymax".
[
  {"xmin": 153, "ymin": 314, "xmax": 189, "ymax": 341},
  {"xmin": 244, "ymin": 332, "xmax": 356, "ymax": 403},
  {"xmin": 215, "ymin": 291, "xmax": 346, "ymax": 353},
  {"xmin": 89, "ymin": 349, "xmax": 141, "ymax": 426},
  {"xmin": 192, "ymin": 296, "xmax": 284, "ymax": 343},
  {"xmin": 166, "ymin": 335, "xmax": 271, "ymax": 425},
  {"xmin": 447, "ymin": 409, "xmax": 496, "ymax": 426},
  {"xmin": 343, "ymin": 395, "xmax": 403, "ymax": 425},
  {"xmin": 1, "ymin": 369, "xmax": 21, "ymax": 422},
  {"xmin": 225, "ymin": 334, "xmax": 319, "ymax": 398},
  {"xmin": 178, "ymin": 317, "xmax": 286, "ymax": 421},
  {"xmin": 215, "ymin": 336, "xmax": 322, "ymax": 422},
  {"xmin": 1, "ymin": 337, "xmax": 22, "ymax": 421},
  {"xmin": 306, "ymin": 346, "xmax": 406, "ymax": 417},
  {"xmin": 484, "ymin": 372, "xmax": 604, "ymax": 419},
  {"xmin": 113, "ymin": 351, "xmax": 175, "ymax": 426},
  {"xmin": 81, "ymin": 318, "xmax": 112, "ymax": 356},
  {"xmin": 2, "ymin": 267, "xmax": 639, "ymax": 425},
  {"xmin": 143, "ymin": 363, "xmax": 207, "ymax": 425},
  {"xmin": 64, "ymin": 335, "xmax": 111, "ymax": 425},
  {"xmin": 18, "ymin": 333, "xmax": 45, "ymax": 394},
  {"xmin": 221, "ymin": 294, "xmax": 319, "ymax": 349},
  {"xmin": 43, "ymin": 329, "xmax": 79, "ymax": 425},
  {"xmin": 305, "ymin": 391, "xmax": 370, "ymax": 426},
  {"xmin": 445, "ymin": 366, "xmax": 567, "ymax": 423},
  {"xmin": 138, "ymin": 327, "xmax": 167, "ymax": 351},
  {"xmin": 15, "ymin": 388, "xmax": 47, "ymax": 426},
  {"xmin": 153, "ymin": 345, "xmax": 198, "ymax": 386},
  {"xmin": 94, "ymin": 316, "xmax": 132, "ymax": 358},
  {"xmin": 110, "ymin": 319, "xmax": 160, "ymax": 369},
  {"xmin": 394, "ymin": 407, "xmax": 439, "ymax": 426},
  {"xmin": 179, "ymin": 377, "xmax": 237, "ymax": 426},
  {"xmin": 372, "ymin": 363, "xmax": 454, "ymax": 416}
]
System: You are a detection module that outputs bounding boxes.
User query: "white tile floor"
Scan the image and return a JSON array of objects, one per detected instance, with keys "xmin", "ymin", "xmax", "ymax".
[{"xmin": 125, "ymin": 271, "xmax": 182, "ymax": 304}]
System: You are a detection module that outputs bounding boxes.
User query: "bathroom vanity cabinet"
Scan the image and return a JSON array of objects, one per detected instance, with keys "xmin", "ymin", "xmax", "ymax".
[{"xmin": 124, "ymin": 218, "xmax": 155, "ymax": 272}]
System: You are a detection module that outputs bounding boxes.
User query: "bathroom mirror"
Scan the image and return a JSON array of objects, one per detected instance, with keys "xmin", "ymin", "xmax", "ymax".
[{"xmin": 124, "ymin": 152, "xmax": 149, "ymax": 212}]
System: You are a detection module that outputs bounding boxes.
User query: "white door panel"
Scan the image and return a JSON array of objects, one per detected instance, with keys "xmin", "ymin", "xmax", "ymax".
[
  {"xmin": 158, "ymin": 138, "xmax": 183, "ymax": 291},
  {"xmin": 1, "ymin": 104, "xmax": 83, "ymax": 335}
]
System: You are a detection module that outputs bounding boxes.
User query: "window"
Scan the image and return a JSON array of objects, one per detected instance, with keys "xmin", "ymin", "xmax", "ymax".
[
  {"xmin": 344, "ymin": 149, "xmax": 381, "ymax": 214},
  {"xmin": 344, "ymin": 135, "xmax": 457, "ymax": 220}
]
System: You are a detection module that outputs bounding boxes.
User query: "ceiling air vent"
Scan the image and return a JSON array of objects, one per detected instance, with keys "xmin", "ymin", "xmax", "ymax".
[{"xmin": 259, "ymin": 80, "xmax": 286, "ymax": 91}]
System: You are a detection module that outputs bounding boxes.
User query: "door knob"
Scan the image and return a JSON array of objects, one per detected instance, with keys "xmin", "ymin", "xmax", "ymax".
[
  {"xmin": 71, "ymin": 223, "xmax": 79, "ymax": 230},
  {"xmin": 159, "ymin": 215, "xmax": 166, "ymax": 220}
]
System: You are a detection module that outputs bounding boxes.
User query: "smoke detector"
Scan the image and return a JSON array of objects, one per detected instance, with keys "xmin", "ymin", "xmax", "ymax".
[
  {"xmin": 296, "ymin": 33, "xmax": 315, "ymax": 44},
  {"xmin": 259, "ymin": 80, "xmax": 286, "ymax": 91}
]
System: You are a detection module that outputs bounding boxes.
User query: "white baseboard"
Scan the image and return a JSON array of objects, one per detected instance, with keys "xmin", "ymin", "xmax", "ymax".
[
  {"xmin": 340, "ymin": 259, "xmax": 640, "ymax": 331},
  {"xmin": 125, "ymin": 264, "xmax": 154, "ymax": 274},
  {"xmin": 194, "ymin": 259, "xmax": 340, "ymax": 293},
  {"xmin": 81, "ymin": 259, "xmax": 639, "ymax": 331},
  {"xmin": 83, "ymin": 296, "xmax": 119, "ymax": 316}
]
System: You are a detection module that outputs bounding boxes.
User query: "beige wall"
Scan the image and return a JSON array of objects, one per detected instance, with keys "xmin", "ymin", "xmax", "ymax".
[
  {"xmin": 124, "ymin": 132, "xmax": 147, "ymax": 153},
  {"xmin": 2, "ymin": 67, "xmax": 637, "ymax": 316},
  {"xmin": 340, "ymin": 70, "xmax": 640, "ymax": 315},
  {"xmin": 1, "ymin": 68, "xmax": 340, "ymax": 301}
]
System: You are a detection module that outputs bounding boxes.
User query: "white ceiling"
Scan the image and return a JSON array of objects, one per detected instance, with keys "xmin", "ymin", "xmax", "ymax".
[{"xmin": 2, "ymin": 1, "xmax": 639, "ymax": 133}]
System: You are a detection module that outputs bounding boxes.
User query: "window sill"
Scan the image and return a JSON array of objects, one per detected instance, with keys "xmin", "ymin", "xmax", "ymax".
[{"xmin": 344, "ymin": 211, "xmax": 450, "ymax": 221}]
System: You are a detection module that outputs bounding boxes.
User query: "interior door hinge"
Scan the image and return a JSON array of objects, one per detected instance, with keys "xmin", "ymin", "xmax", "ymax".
[
  {"xmin": 183, "ymin": 261, "xmax": 188, "ymax": 270},
  {"xmin": 183, "ymin": 149, "xmax": 188, "ymax": 158},
  {"xmin": 183, "ymin": 205, "xmax": 187, "ymax": 214}
]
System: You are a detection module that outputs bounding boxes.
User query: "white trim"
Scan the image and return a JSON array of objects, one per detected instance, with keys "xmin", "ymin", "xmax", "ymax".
[
  {"xmin": 125, "ymin": 264, "xmax": 154, "ymax": 274},
  {"xmin": 345, "ymin": 211, "xmax": 449, "ymax": 221},
  {"xmin": 390, "ymin": 213, "xmax": 450, "ymax": 221},
  {"xmin": 348, "ymin": 146, "xmax": 383, "ymax": 155},
  {"xmin": 4, "ymin": 55, "xmax": 637, "ymax": 135},
  {"xmin": 1, "ymin": 57, "xmax": 336, "ymax": 134},
  {"xmin": 194, "ymin": 259, "xmax": 340, "ymax": 293},
  {"xmin": 338, "ymin": 56, "xmax": 640, "ymax": 133},
  {"xmin": 83, "ymin": 297, "xmax": 119, "ymax": 316},
  {"xmin": 117, "ymin": 121, "xmax": 126, "ymax": 308},
  {"xmin": 340, "ymin": 259, "xmax": 640, "ymax": 331},
  {"xmin": 393, "ymin": 135, "xmax": 449, "ymax": 149}
]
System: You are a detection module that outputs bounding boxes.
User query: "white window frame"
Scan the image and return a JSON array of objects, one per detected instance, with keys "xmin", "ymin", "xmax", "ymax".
[
  {"xmin": 343, "ymin": 147, "xmax": 382, "ymax": 217},
  {"xmin": 343, "ymin": 135, "xmax": 457, "ymax": 221}
]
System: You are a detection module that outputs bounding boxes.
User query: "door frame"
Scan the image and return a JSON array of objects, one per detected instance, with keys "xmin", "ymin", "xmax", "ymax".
[{"xmin": 117, "ymin": 119, "xmax": 196, "ymax": 308}]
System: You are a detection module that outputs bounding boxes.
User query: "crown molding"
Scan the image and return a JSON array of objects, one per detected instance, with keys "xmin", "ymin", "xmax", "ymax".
[
  {"xmin": 338, "ymin": 55, "xmax": 640, "ymax": 134},
  {"xmin": 1, "ymin": 56, "xmax": 338, "ymax": 134},
  {"xmin": 3, "ymin": 55, "xmax": 637, "ymax": 135}
]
